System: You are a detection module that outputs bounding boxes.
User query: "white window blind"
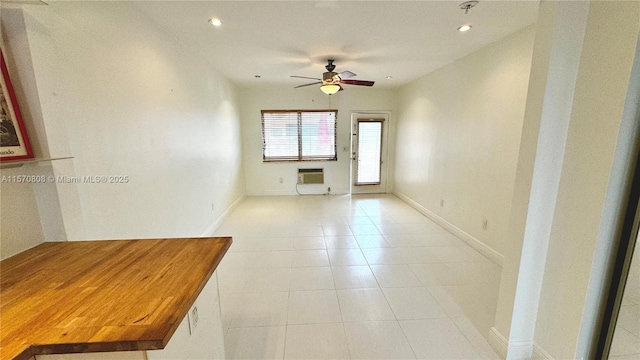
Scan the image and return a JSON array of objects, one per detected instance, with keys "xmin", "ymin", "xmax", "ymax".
[{"xmin": 262, "ymin": 110, "xmax": 337, "ymax": 162}]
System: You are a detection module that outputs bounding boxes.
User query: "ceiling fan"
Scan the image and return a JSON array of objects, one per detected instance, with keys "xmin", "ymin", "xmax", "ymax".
[{"xmin": 291, "ymin": 60, "xmax": 375, "ymax": 95}]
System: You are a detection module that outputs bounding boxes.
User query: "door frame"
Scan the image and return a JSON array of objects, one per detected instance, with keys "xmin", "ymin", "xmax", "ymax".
[
  {"xmin": 595, "ymin": 132, "xmax": 640, "ymax": 358},
  {"xmin": 350, "ymin": 111, "xmax": 391, "ymax": 194}
]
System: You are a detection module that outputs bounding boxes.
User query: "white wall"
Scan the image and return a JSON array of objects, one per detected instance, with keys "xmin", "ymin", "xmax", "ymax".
[
  {"xmin": 0, "ymin": 168, "xmax": 45, "ymax": 259},
  {"xmin": 533, "ymin": 2, "xmax": 640, "ymax": 358},
  {"xmin": 492, "ymin": 1, "xmax": 640, "ymax": 358},
  {"xmin": 1, "ymin": 2, "xmax": 246, "ymax": 242},
  {"xmin": 1, "ymin": 6, "xmax": 67, "ymax": 259},
  {"xmin": 491, "ymin": 2, "xmax": 590, "ymax": 356},
  {"xmin": 240, "ymin": 86, "xmax": 397, "ymax": 195},
  {"xmin": 393, "ymin": 25, "xmax": 535, "ymax": 258}
]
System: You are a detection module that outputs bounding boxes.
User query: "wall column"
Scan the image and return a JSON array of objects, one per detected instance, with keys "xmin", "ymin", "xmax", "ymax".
[{"xmin": 492, "ymin": 1, "xmax": 640, "ymax": 358}]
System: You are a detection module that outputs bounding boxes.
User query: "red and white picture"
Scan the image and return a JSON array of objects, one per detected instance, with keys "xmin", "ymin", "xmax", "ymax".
[{"xmin": 0, "ymin": 48, "xmax": 33, "ymax": 161}]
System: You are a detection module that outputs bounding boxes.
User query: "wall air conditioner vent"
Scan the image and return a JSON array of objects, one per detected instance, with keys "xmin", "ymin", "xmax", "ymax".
[{"xmin": 297, "ymin": 168, "xmax": 324, "ymax": 184}]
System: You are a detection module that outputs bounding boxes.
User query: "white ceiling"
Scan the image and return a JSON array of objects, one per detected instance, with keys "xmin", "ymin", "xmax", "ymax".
[{"xmin": 135, "ymin": 1, "xmax": 539, "ymax": 90}]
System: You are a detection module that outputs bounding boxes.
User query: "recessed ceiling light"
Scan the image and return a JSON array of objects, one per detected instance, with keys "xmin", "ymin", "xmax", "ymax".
[
  {"xmin": 386, "ymin": 76, "xmax": 393, "ymax": 79},
  {"xmin": 457, "ymin": 24, "xmax": 472, "ymax": 32},
  {"xmin": 208, "ymin": 18, "xmax": 222, "ymax": 27}
]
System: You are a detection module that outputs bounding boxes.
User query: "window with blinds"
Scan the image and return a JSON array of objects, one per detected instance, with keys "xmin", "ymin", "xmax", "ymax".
[{"xmin": 261, "ymin": 110, "xmax": 337, "ymax": 162}]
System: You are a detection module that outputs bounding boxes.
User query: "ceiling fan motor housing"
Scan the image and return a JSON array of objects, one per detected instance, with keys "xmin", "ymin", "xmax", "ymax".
[{"xmin": 323, "ymin": 71, "xmax": 340, "ymax": 84}]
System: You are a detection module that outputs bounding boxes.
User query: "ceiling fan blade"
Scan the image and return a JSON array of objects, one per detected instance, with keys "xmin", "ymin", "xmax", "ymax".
[
  {"xmin": 291, "ymin": 75, "xmax": 322, "ymax": 81},
  {"xmin": 294, "ymin": 81, "xmax": 322, "ymax": 88},
  {"xmin": 341, "ymin": 79, "xmax": 375, "ymax": 87},
  {"xmin": 340, "ymin": 70, "xmax": 356, "ymax": 79}
]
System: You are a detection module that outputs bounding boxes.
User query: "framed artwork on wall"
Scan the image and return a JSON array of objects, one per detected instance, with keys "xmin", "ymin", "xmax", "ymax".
[{"xmin": 0, "ymin": 48, "xmax": 33, "ymax": 161}]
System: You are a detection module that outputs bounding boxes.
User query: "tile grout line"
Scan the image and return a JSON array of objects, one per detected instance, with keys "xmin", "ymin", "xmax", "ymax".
[{"xmin": 221, "ymin": 195, "xmax": 502, "ymax": 359}]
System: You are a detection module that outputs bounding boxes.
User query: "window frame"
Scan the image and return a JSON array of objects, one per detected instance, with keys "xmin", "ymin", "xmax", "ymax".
[{"xmin": 261, "ymin": 109, "xmax": 338, "ymax": 162}]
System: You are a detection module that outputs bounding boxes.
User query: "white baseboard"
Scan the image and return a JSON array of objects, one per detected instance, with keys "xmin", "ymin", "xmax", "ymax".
[
  {"xmin": 246, "ymin": 190, "xmax": 299, "ymax": 196},
  {"xmin": 508, "ymin": 341, "xmax": 535, "ymax": 360},
  {"xmin": 393, "ymin": 191, "xmax": 504, "ymax": 266},
  {"xmin": 489, "ymin": 327, "xmax": 554, "ymax": 360},
  {"xmin": 532, "ymin": 342, "xmax": 554, "ymax": 360},
  {"xmin": 200, "ymin": 193, "xmax": 247, "ymax": 237},
  {"xmin": 246, "ymin": 189, "xmax": 350, "ymax": 196},
  {"xmin": 489, "ymin": 327, "xmax": 508, "ymax": 358}
]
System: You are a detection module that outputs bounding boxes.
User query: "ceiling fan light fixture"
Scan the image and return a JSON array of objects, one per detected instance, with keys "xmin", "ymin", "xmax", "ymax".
[
  {"xmin": 457, "ymin": 24, "xmax": 472, "ymax": 32},
  {"xmin": 320, "ymin": 84, "xmax": 341, "ymax": 95}
]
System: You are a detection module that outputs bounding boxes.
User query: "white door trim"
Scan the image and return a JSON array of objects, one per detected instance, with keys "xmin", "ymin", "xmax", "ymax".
[{"xmin": 350, "ymin": 111, "xmax": 391, "ymax": 194}]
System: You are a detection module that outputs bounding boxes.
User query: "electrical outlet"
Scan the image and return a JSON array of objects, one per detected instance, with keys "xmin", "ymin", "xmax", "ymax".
[
  {"xmin": 482, "ymin": 218, "xmax": 488, "ymax": 230},
  {"xmin": 279, "ymin": 177, "xmax": 283, "ymax": 184},
  {"xmin": 188, "ymin": 304, "xmax": 199, "ymax": 335}
]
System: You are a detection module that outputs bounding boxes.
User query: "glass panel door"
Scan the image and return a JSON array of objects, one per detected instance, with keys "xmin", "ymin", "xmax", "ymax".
[
  {"xmin": 350, "ymin": 113, "xmax": 388, "ymax": 194},
  {"xmin": 355, "ymin": 121, "xmax": 382, "ymax": 185}
]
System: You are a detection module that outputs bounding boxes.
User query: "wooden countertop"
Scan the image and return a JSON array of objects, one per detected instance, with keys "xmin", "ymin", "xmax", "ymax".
[{"xmin": 0, "ymin": 237, "xmax": 232, "ymax": 360}]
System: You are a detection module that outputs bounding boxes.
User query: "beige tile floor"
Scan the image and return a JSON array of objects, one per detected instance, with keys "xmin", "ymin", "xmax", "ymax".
[{"xmin": 215, "ymin": 195, "xmax": 502, "ymax": 359}]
